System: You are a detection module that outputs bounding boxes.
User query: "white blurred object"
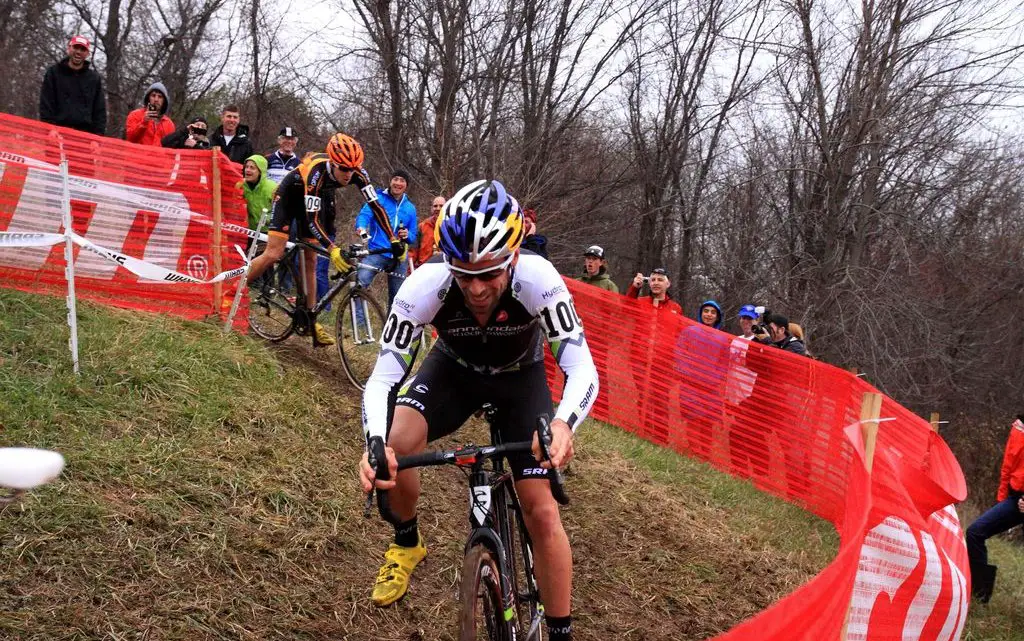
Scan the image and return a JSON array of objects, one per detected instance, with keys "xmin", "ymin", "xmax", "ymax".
[{"xmin": 0, "ymin": 448, "xmax": 65, "ymax": 490}]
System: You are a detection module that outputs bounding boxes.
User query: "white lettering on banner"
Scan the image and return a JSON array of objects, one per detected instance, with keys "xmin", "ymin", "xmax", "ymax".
[
  {"xmin": 0, "ymin": 162, "xmax": 192, "ymax": 279},
  {"xmin": 848, "ymin": 516, "xmax": 968, "ymax": 641},
  {"xmin": 187, "ymin": 255, "xmax": 209, "ymax": 281},
  {"xmin": 0, "ymin": 232, "xmax": 65, "ymax": 247}
]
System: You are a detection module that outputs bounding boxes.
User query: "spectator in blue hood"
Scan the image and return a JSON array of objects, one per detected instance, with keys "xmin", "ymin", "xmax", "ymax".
[
  {"xmin": 672, "ymin": 299, "xmax": 728, "ymax": 460},
  {"xmin": 697, "ymin": 300, "xmax": 723, "ymax": 329},
  {"xmin": 355, "ymin": 168, "xmax": 418, "ymax": 308}
]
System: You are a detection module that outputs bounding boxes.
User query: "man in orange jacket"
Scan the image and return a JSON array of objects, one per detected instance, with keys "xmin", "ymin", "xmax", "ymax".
[
  {"xmin": 412, "ymin": 195, "xmax": 444, "ymax": 268},
  {"xmin": 965, "ymin": 414, "xmax": 1024, "ymax": 602}
]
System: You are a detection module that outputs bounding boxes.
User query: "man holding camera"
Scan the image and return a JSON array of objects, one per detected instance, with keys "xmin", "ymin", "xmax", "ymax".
[
  {"xmin": 125, "ymin": 82, "xmax": 175, "ymax": 146},
  {"xmin": 753, "ymin": 313, "xmax": 807, "ymax": 356},
  {"xmin": 625, "ymin": 268, "xmax": 683, "ymax": 315},
  {"xmin": 161, "ymin": 116, "xmax": 211, "ymax": 150}
]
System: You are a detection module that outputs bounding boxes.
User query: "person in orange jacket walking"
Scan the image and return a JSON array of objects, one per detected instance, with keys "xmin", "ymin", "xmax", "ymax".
[
  {"xmin": 965, "ymin": 414, "xmax": 1024, "ymax": 602},
  {"xmin": 412, "ymin": 195, "xmax": 444, "ymax": 268},
  {"xmin": 125, "ymin": 82, "xmax": 174, "ymax": 146}
]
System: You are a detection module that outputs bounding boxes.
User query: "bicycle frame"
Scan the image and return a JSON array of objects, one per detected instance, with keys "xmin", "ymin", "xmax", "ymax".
[
  {"xmin": 369, "ymin": 413, "xmax": 567, "ymax": 639},
  {"xmin": 282, "ymin": 239, "xmax": 396, "ymax": 344}
]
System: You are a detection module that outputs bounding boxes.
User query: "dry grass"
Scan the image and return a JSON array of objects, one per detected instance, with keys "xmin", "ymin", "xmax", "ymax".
[{"xmin": 1, "ymin": 288, "xmax": 839, "ymax": 640}]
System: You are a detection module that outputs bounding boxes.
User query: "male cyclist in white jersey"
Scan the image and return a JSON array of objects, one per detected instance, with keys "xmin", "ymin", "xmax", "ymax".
[{"xmin": 358, "ymin": 180, "xmax": 598, "ymax": 641}]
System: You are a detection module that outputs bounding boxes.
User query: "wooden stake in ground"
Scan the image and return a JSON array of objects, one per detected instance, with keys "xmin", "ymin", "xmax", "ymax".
[
  {"xmin": 211, "ymin": 148, "xmax": 223, "ymax": 318},
  {"xmin": 840, "ymin": 391, "xmax": 883, "ymax": 640}
]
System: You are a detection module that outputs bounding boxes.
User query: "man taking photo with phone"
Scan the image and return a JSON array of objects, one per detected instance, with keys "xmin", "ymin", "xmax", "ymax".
[{"xmin": 125, "ymin": 82, "xmax": 174, "ymax": 146}]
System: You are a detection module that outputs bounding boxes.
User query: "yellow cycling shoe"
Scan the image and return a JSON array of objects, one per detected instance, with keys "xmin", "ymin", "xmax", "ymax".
[
  {"xmin": 312, "ymin": 323, "xmax": 336, "ymax": 347},
  {"xmin": 371, "ymin": 535, "xmax": 427, "ymax": 607}
]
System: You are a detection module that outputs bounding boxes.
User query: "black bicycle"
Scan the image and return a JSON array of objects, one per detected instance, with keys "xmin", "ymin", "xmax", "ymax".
[
  {"xmin": 368, "ymin": 407, "xmax": 569, "ymax": 641},
  {"xmin": 247, "ymin": 239, "xmax": 395, "ymax": 389}
]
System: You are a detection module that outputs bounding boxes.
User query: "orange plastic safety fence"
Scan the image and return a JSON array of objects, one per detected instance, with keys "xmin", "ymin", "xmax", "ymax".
[
  {"xmin": 550, "ymin": 281, "xmax": 970, "ymax": 641},
  {"xmin": 0, "ymin": 113, "xmax": 248, "ymax": 325}
]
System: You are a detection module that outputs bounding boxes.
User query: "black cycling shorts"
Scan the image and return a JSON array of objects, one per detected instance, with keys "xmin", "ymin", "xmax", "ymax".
[
  {"xmin": 268, "ymin": 200, "xmax": 335, "ymax": 241},
  {"xmin": 395, "ymin": 350, "xmax": 554, "ymax": 480}
]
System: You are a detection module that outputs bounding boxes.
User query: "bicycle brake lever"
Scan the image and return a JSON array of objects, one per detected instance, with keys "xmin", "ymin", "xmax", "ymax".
[{"xmin": 536, "ymin": 416, "xmax": 569, "ymax": 505}]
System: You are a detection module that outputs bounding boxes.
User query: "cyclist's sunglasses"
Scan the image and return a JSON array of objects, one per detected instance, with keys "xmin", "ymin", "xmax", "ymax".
[{"xmin": 447, "ymin": 254, "xmax": 514, "ymax": 284}]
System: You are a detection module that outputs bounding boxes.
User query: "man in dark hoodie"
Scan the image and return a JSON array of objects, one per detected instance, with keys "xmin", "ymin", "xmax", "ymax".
[
  {"xmin": 210, "ymin": 104, "xmax": 254, "ymax": 164},
  {"xmin": 39, "ymin": 35, "xmax": 106, "ymax": 135},
  {"xmin": 161, "ymin": 116, "xmax": 211, "ymax": 149},
  {"xmin": 579, "ymin": 245, "xmax": 619, "ymax": 293},
  {"xmin": 125, "ymin": 82, "xmax": 175, "ymax": 146}
]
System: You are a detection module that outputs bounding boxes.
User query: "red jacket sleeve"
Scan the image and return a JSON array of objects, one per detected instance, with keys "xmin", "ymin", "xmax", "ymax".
[
  {"xmin": 626, "ymin": 283, "xmax": 640, "ymax": 298},
  {"xmin": 158, "ymin": 116, "xmax": 176, "ymax": 140},
  {"xmin": 997, "ymin": 419, "xmax": 1024, "ymax": 501},
  {"xmin": 125, "ymin": 109, "xmax": 146, "ymax": 143}
]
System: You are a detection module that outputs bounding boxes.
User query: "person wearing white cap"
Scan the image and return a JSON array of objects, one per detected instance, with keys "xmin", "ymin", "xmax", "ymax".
[
  {"xmin": 39, "ymin": 35, "xmax": 107, "ymax": 135},
  {"xmin": 578, "ymin": 245, "xmax": 619, "ymax": 293},
  {"xmin": 266, "ymin": 126, "xmax": 300, "ymax": 183}
]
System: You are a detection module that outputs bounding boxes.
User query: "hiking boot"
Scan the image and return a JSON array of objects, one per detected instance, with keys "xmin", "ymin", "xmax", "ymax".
[
  {"xmin": 313, "ymin": 323, "xmax": 336, "ymax": 346},
  {"xmin": 973, "ymin": 563, "xmax": 997, "ymax": 603},
  {"xmin": 371, "ymin": 534, "xmax": 427, "ymax": 607}
]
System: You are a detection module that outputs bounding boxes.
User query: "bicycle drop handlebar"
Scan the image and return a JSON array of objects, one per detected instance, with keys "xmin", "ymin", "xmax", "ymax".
[{"xmin": 365, "ymin": 416, "xmax": 570, "ymax": 525}]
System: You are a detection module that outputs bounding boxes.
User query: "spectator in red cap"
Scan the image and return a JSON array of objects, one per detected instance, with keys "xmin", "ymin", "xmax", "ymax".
[{"xmin": 39, "ymin": 35, "xmax": 107, "ymax": 135}]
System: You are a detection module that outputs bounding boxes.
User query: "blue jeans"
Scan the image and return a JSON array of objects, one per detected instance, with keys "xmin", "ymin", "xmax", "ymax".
[
  {"xmin": 357, "ymin": 253, "xmax": 405, "ymax": 309},
  {"xmin": 966, "ymin": 493, "xmax": 1024, "ymax": 568},
  {"xmin": 315, "ymin": 233, "xmax": 335, "ymax": 310}
]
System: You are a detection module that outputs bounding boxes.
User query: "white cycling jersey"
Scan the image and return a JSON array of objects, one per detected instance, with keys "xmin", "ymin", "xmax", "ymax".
[{"xmin": 361, "ymin": 253, "xmax": 599, "ymax": 441}]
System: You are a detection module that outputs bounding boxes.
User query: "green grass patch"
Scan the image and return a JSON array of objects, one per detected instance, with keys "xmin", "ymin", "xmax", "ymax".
[{"xmin": 2, "ymin": 287, "xmax": 1004, "ymax": 639}]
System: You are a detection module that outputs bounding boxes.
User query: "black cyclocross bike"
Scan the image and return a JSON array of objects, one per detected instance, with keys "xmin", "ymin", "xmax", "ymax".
[
  {"xmin": 367, "ymin": 406, "xmax": 569, "ymax": 641},
  {"xmin": 247, "ymin": 239, "xmax": 398, "ymax": 389}
]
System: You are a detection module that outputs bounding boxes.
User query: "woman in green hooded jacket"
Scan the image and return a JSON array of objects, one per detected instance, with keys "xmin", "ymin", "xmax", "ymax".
[{"xmin": 238, "ymin": 154, "xmax": 277, "ymax": 231}]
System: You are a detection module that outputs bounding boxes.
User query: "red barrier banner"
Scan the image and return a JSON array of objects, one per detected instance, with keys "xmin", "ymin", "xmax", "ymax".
[
  {"xmin": 0, "ymin": 114, "xmax": 248, "ymax": 323},
  {"xmin": 551, "ymin": 281, "xmax": 969, "ymax": 640}
]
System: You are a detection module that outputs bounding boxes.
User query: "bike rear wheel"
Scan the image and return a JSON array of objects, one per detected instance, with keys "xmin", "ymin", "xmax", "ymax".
[
  {"xmin": 248, "ymin": 245, "xmax": 300, "ymax": 342},
  {"xmin": 460, "ymin": 544, "xmax": 509, "ymax": 641},
  {"xmin": 336, "ymin": 288, "xmax": 387, "ymax": 390}
]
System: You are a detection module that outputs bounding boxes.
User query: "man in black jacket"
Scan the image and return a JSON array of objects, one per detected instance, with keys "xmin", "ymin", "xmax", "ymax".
[
  {"xmin": 39, "ymin": 35, "xmax": 106, "ymax": 135},
  {"xmin": 754, "ymin": 313, "xmax": 808, "ymax": 356},
  {"xmin": 209, "ymin": 104, "xmax": 253, "ymax": 164},
  {"xmin": 161, "ymin": 116, "xmax": 212, "ymax": 149}
]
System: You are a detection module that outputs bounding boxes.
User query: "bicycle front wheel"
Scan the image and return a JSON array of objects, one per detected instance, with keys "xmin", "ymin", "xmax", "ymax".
[
  {"xmin": 336, "ymin": 288, "xmax": 386, "ymax": 390},
  {"xmin": 459, "ymin": 545, "xmax": 509, "ymax": 641},
  {"xmin": 248, "ymin": 247, "xmax": 300, "ymax": 342}
]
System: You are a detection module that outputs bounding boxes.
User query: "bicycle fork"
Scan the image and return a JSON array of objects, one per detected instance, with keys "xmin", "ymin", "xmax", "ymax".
[{"xmin": 468, "ymin": 470, "xmax": 521, "ymax": 638}]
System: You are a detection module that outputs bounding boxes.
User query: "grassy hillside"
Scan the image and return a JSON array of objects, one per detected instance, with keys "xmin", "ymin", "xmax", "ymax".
[{"xmin": 2, "ymin": 288, "xmax": 1007, "ymax": 640}]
